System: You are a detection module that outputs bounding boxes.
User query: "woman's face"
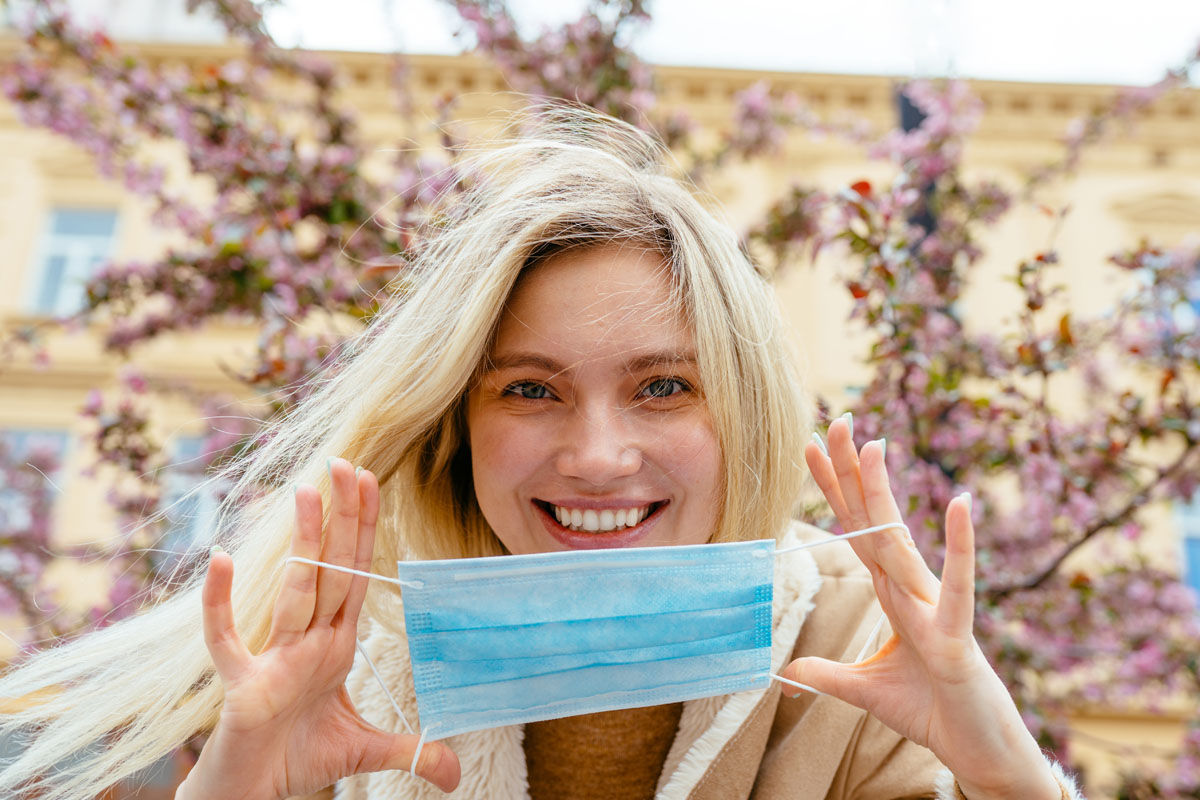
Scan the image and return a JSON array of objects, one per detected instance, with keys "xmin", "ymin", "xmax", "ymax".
[{"xmin": 466, "ymin": 245, "xmax": 723, "ymax": 555}]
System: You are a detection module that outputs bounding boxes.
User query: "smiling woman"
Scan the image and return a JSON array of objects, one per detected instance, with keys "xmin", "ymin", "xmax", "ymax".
[
  {"xmin": 467, "ymin": 245, "xmax": 723, "ymax": 554},
  {"xmin": 0, "ymin": 105, "xmax": 1082, "ymax": 800}
]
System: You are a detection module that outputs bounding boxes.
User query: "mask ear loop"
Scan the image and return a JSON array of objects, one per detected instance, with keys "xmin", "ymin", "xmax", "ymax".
[
  {"xmin": 771, "ymin": 521, "xmax": 908, "ymax": 556},
  {"xmin": 410, "ymin": 723, "xmax": 436, "ymax": 781},
  {"xmin": 767, "ymin": 521, "xmax": 908, "ymax": 696},
  {"xmin": 854, "ymin": 611, "xmax": 888, "ymax": 662},
  {"xmin": 354, "ymin": 640, "xmax": 414, "ymax": 734},
  {"xmin": 283, "ymin": 556, "xmax": 424, "ymax": 590},
  {"xmin": 283, "ymin": 557, "xmax": 424, "ymax": 765},
  {"xmin": 288, "ymin": 525, "xmax": 907, "ymax": 766}
]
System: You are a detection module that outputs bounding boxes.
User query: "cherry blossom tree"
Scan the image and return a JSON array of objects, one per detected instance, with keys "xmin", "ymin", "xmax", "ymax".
[
  {"xmin": 2, "ymin": 0, "xmax": 1199, "ymax": 792},
  {"xmin": 0, "ymin": 434, "xmax": 63, "ymax": 643}
]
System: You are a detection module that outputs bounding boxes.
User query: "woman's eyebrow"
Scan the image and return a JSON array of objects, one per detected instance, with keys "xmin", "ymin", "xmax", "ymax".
[
  {"xmin": 482, "ymin": 353, "xmax": 565, "ymax": 375},
  {"xmin": 482, "ymin": 349, "xmax": 697, "ymax": 375},
  {"xmin": 624, "ymin": 350, "xmax": 699, "ymax": 372}
]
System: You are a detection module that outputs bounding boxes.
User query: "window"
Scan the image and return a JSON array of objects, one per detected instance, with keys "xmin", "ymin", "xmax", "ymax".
[
  {"xmin": 30, "ymin": 208, "xmax": 118, "ymax": 317},
  {"xmin": 1179, "ymin": 497, "xmax": 1200, "ymax": 603},
  {"xmin": 160, "ymin": 436, "xmax": 227, "ymax": 555},
  {"xmin": 1185, "ymin": 262, "xmax": 1200, "ymax": 329},
  {"xmin": 0, "ymin": 429, "xmax": 70, "ymax": 534}
]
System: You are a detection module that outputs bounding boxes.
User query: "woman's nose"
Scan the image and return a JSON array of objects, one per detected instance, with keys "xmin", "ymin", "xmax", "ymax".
[{"xmin": 554, "ymin": 405, "xmax": 642, "ymax": 485}]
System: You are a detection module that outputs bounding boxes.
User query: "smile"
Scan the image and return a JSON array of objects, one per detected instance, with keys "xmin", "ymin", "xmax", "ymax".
[{"xmin": 534, "ymin": 500, "xmax": 666, "ymax": 533}]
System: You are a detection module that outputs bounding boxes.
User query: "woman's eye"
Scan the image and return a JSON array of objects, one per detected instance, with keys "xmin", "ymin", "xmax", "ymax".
[
  {"xmin": 503, "ymin": 381, "xmax": 552, "ymax": 400},
  {"xmin": 639, "ymin": 378, "xmax": 690, "ymax": 400}
]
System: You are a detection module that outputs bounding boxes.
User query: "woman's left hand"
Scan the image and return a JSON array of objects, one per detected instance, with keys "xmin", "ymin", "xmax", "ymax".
[{"xmin": 780, "ymin": 415, "xmax": 1061, "ymax": 800}]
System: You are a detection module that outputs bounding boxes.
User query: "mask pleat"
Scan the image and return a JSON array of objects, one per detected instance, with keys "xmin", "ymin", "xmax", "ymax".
[
  {"xmin": 410, "ymin": 599, "xmax": 766, "ymax": 661},
  {"xmin": 428, "ymin": 652, "xmax": 771, "ymax": 736},
  {"xmin": 400, "ymin": 565, "xmax": 766, "ymax": 630},
  {"xmin": 432, "ymin": 625, "xmax": 760, "ymax": 688}
]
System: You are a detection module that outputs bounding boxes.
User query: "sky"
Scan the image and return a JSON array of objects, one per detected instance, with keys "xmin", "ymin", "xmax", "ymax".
[{"xmin": 259, "ymin": 0, "xmax": 1200, "ymax": 86}]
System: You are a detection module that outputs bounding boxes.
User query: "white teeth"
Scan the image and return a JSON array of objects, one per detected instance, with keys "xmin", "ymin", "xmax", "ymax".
[{"xmin": 550, "ymin": 503, "xmax": 655, "ymax": 532}]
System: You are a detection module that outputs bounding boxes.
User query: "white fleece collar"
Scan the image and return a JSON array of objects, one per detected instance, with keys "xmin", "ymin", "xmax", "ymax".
[{"xmin": 334, "ymin": 528, "xmax": 822, "ymax": 800}]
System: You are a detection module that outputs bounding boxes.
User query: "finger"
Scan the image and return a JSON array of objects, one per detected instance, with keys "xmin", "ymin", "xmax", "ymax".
[
  {"xmin": 201, "ymin": 548, "xmax": 252, "ymax": 681},
  {"xmin": 340, "ymin": 467, "xmax": 380, "ymax": 630},
  {"xmin": 858, "ymin": 439, "xmax": 939, "ymax": 602},
  {"xmin": 814, "ymin": 420, "xmax": 888, "ymax": 577},
  {"xmin": 826, "ymin": 416, "xmax": 871, "ymax": 534},
  {"xmin": 313, "ymin": 458, "xmax": 358, "ymax": 626},
  {"xmin": 804, "ymin": 438, "xmax": 853, "ymax": 523},
  {"xmin": 268, "ymin": 484, "xmax": 323, "ymax": 645},
  {"xmin": 779, "ymin": 654, "xmax": 878, "ymax": 711},
  {"xmin": 936, "ymin": 493, "xmax": 976, "ymax": 637},
  {"xmin": 357, "ymin": 731, "xmax": 461, "ymax": 793}
]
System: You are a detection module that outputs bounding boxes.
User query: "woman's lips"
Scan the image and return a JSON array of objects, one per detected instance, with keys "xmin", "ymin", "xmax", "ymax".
[{"xmin": 532, "ymin": 499, "xmax": 668, "ymax": 550}]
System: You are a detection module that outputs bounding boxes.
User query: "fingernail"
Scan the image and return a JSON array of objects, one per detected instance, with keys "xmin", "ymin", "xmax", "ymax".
[
  {"xmin": 810, "ymin": 431, "xmax": 828, "ymax": 456},
  {"xmin": 841, "ymin": 411, "xmax": 853, "ymax": 438},
  {"xmin": 960, "ymin": 491, "xmax": 972, "ymax": 513},
  {"xmin": 327, "ymin": 457, "xmax": 335, "ymax": 479},
  {"xmin": 209, "ymin": 544, "xmax": 223, "ymax": 556},
  {"xmin": 355, "ymin": 465, "xmax": 362, "ymax": 477},
  {"xmin": 788, "ymin": 682, "xmax": 827, "ymax": 698},
  {"xmin": 877, "ymin": 437, "xmax": 886, "ymax": 459}
]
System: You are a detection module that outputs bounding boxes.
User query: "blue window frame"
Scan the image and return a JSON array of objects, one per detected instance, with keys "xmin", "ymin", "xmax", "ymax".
[
  {"xmin": 30, "ymin": 207, "xmax": 118, "ymax": 317},
  {"xmin": 160, "ymin": 435, "xmax": 227, "ymax": 555},
  {"xmin": 0, "ymin": 429, "xmax": 70, "ymax": 533},
  {"xmin": 1179, "ymin": 496, "xmax": 1200, "ymax": 603}
]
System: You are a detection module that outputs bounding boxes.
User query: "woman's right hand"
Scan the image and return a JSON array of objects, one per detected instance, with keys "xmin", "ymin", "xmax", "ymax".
[{"xmin": 178, "ymin": 458, "xmax": 461, "ymax": 800}]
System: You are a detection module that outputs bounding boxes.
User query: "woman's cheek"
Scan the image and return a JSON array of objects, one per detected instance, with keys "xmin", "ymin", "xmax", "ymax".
[
  {"xmin": 657, "ymin": 413, "xmax": 722, "ymax": 492},
  {"xmin": 472, "ymin": 413, "xmax": 554, "ymax": 499}
]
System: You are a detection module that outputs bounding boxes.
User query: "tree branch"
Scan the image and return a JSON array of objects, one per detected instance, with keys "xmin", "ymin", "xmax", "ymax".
[{"xmin": 988, "ymin": 441, "xmax": 1198, "ymax": 598}]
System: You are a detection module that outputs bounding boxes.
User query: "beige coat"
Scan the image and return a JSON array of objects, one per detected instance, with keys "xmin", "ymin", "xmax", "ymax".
[{"xmin": 331, "ymin": 523, "xmax": 1084, "ymax": 800}]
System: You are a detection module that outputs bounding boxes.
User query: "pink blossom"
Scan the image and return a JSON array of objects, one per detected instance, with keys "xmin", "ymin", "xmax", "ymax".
[{"xmin": 5, "ymin": 4, "xmax": 1200, "ymax": 790}]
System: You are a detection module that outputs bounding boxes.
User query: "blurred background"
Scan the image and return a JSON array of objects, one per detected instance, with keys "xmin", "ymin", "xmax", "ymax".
[{"xmin": 0, "ymin": 0, "xmax": 1198, "ymax": 796}]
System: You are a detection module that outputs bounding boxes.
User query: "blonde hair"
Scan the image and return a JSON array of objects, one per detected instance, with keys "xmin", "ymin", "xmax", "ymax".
[{"xmin": 0, "ymin": 104, "xmax": 812, "ymax": 799}]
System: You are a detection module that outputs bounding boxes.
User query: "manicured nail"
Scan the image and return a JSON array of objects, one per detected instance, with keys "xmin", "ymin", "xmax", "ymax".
[
  {"xmin": 841, "ymin": 411, "xmax": 853, "ymax": 438},
  {"xmin": 877, "ymin": 437, "xmax": 886, "ymax": 459},
  {"xmin": 355, "ymin": 465, "xmax": 363, "ymax": 477},
  {"xmin": 960, "ymin": 491, "xmax": 972, "ymax": 513},
  {"xmin": 811, "ymin": 432, "xmax": 828, "ymax": 456},
  {"xmin": 209, "ymin": 544, "xmax": 224, "ymax": 556}
]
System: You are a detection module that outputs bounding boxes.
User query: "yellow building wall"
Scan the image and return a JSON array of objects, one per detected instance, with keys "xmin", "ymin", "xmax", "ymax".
[{"xmin": 1, "ymin": 40, "xmax": 1196, "ymax": 795}]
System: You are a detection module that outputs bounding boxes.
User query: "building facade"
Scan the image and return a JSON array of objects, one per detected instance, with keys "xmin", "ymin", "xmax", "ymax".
[{"xmin": 1, "ymin": 32, "xmax": 1197, "ymax": 796}]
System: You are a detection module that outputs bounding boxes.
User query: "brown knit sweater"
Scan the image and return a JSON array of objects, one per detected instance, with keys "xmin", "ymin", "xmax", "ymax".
[{"xmin": 524, "ymin": 703, "xmax": 684, "ymax": 800}]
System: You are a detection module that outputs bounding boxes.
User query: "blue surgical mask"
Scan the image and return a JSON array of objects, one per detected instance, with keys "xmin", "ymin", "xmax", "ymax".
[
  {"xmin": 288, "ymin": 522, "xmax": 902, "ymax": 770},
  {"xmin": 395, "ymin": 538, "xmax": 775, "ymax": 741}
]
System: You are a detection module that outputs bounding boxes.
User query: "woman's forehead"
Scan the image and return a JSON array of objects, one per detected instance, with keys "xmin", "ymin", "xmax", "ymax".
[
  {"xmin": 490, "ymin": 244, "xmax": 693, "ymax": 366},
  {"xmin": 514, "ymin": 243, "xmax": 675, "ymax": 299}
]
